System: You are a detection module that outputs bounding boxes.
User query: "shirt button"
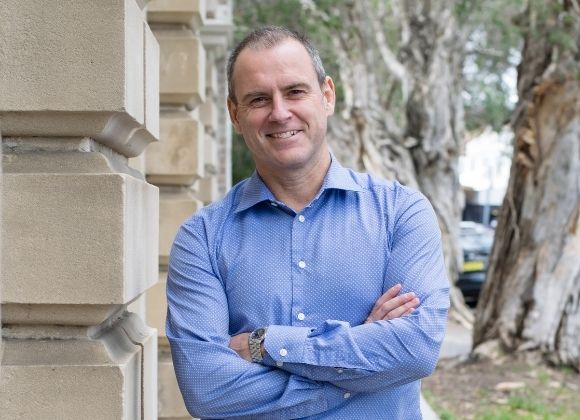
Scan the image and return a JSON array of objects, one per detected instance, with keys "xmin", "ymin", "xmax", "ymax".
[
  {"xmin": 279, "ymin": 348, "xmax": 288, "ymax": 357},
  {"xmin": 298, "ymin": 260, "xmax": 306, "ymax": 269},
  {"xmin": 276, "ymin": 361, "xmax": 284, "ymax": 367},
  {"xmin": 337, "ymin": 368, "xmax": 344, "ymax": 374},
  {"xmin": 343, "ymin": 392, "xmax": 351, "ymax": 399},
  {"xmin": 270, "ymin": 202, "xmax": 278, "ymax": 207},
  {"xmin": 297, "ymin": 312, "xmax": 305, "ymax": 321},
  {"xmin": 298, "ymin": 215, "xmax": 305, "ymax": 222}
]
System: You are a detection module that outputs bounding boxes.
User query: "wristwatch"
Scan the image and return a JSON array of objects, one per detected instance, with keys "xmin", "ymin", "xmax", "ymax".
[{"xmin": 249, "ymin": 327, "xmax": 267, "ymax": 363}]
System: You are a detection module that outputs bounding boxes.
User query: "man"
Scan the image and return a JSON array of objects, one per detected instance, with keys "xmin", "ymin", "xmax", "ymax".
[{"xmin": 166, "ymin": 26, "xmax": 449, "ymax": 419}]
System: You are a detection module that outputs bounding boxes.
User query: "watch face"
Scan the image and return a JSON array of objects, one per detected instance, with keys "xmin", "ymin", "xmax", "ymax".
[{"xmin": 253, "ymin": 328, "xmax": 266, "ymax": 340}]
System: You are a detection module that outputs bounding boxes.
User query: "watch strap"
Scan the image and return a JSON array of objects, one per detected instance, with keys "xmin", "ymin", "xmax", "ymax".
[{"xmin": 248, "ymin": 327, "xmax": 267, "ymax": 363}]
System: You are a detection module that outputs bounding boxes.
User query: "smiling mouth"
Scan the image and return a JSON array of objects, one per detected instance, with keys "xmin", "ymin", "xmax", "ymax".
[{"xmin": 267, "ymin": 130, "xmax": 300, "ymax": 139}]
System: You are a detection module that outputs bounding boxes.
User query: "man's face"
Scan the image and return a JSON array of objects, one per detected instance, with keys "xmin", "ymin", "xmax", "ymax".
[{"xmin": 227, "ymin": 39, "xmax": 336, "ymax": 176}]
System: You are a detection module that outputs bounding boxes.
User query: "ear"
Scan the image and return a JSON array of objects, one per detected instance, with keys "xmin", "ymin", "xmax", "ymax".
[
  {"xmin": 227, "ymin": 97, "xmax": 242, "ymax": 134},
  {"xmin": 322, "ymin": 76, "xmax": 336, "ymax": 116}
]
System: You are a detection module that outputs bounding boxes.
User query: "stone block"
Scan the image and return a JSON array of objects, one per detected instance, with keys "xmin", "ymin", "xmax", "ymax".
[
  {"xmin": 156, "ymin": 29, "xmax": 206, "ymax": 109},
  {"xmin": 148, "ymin": 0, "xmax": 205, "ymax": 31},
  {"xmin": 0, "ymin": 314, "xmax": 157, "ymax": 420},
  {"xmin": 146, "ymin": 112, "xmax": 205, "ymax": 186},
  {"xmin": 145, "ymin": 23, "xmax": 161, "ymax": 140},
  {"xmin": 201, "ymin": 0, "xmax": 233, "ymax": 57},
  {"xmin": 204, "ymin": 50, "xmax": 219, "ymax": 98},
  {"xmin": 128, "ymin": 293, "xmax": 148, "ymax": 320},
  {"xmin": 129, "ymin": 153, "xmax": 147, "ymax": 175},
  {"xmin": 197, "ymin": 173, "xmax": 219, "ymax": 205},
  {"xmin": 159, "ymin": 190, "xmax": 202, "ymax": 266},
  {"xmin": 199, "ymin": 97, "xmax": 218, "ymax": 136},
  {"xmin": 0, "ymin": 0, "xmax": 160, "ymax": 157},
  {"xmin": 2, "ymin": 173, "xmax": 159, "ymax": 307},
  {"xmin": 158, "ymin": 348, "xmax": 190, "ymax": 418},
  {"xmin": 146, "ymin": 271, "xmax": 168, "ymax": 337},
  {"xmin": 204, "ymin": 133, "xmax": 219, "ymax": 173}
]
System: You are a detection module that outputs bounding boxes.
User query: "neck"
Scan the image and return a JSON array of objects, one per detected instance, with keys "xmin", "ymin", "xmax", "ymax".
[{"xmin": 257, "ymin": 152, "xmax": 331, "ymax": 212}]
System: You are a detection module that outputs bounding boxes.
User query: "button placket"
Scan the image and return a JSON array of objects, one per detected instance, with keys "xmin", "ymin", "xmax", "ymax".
[{"xmin": 291, "ymin": 209, "xmax": 310, "ymax": 327}]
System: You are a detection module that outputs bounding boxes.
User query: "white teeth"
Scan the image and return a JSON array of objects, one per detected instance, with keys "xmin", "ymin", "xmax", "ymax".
[{"xmin": 269, "ymin": 130, "xmax": 298, "ymax": 139}]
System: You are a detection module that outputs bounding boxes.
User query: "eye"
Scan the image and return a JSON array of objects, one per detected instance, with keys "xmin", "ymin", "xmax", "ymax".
[
  {"xmin": 288, "ymin": 89, "xmax": 307, "ymax": 97},
  {"xmin": 249, "ymin": 96, "xmax": 269, "ymax": 107}
]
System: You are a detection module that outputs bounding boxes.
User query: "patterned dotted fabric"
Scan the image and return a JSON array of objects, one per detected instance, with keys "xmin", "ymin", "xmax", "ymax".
[{"xmin": 166, "ymin": 156, "xmax": 449, "ymax": 419}]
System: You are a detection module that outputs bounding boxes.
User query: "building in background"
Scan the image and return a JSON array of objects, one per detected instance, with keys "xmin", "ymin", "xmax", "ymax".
[
  {"xmin": 460, "ymin": 127, "xmax": 513, "ymax": 226},
  {"xmin": 1, "ymin": 1, "xmax": 233, "ymax": 418}
]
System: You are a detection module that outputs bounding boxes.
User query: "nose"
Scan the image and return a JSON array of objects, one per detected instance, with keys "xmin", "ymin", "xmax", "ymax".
[{"xmin": 269, "ymin": 95, "xmax": 291, "ymax": 122}]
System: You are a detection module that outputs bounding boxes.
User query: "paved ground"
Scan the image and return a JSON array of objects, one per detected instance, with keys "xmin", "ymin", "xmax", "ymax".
[{"xmin": 421, "ymin": 319, "xmax": 473, "ymax": 419}]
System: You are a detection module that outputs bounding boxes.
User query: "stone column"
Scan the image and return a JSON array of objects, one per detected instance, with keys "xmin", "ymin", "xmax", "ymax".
[
  {"xmin": 201, "ymin": 0, "xmax": 233, "ymax": 201},
  {"xmin": 146, "ymin": 1, "xmax": 206, "ymax": 419},
  {"xmin": 0, "ymin": 1, "xmax": 160, "ymax": 419},
  {"xmin": 144, "ymin": 1, "xmax": 233, "ymax": 418},
  {"xmin": 0, "ymin": 129, "xmax": 3, "ymax": 366}
]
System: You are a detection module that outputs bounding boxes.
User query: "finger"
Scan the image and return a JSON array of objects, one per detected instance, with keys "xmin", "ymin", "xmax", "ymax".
[
  {"xmin": 371, "ymin": 292, "xmax": 416, "ymax": 321},
  {"xmin": 369, "ymin": 284, "xmax": 402, "ymax": 314},
  {"xmin": 384, "ymin": 297, "xmax": 420, "ymax": 320}
]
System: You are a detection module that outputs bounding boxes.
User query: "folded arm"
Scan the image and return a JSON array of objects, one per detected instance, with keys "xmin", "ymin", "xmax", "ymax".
[
  {"xmin": 166, "ymin": 220, "xmax": 348, "ymax": 419},
  {"xmin": 233, "ymin": 193, "xmax": 450, "ymax": 393}
]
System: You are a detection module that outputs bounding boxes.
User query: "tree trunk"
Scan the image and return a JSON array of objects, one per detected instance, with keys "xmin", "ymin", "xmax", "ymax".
[
  {"xmin": 400, "ymin": 0, "xmax": 469, "ymax": 326},
  {"xmin": 473, "ymin": 0, "xmax": 580, "ymax": 370},
  {"xmin": 322, "ymin": 0, "xmax": 472, "ymax": 325}
]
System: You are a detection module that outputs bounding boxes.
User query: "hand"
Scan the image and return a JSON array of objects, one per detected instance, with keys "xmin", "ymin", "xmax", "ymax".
[
  {"xmin": 364, "ymin": 283, "xmax": 419, "ymax": 324},
  {"xmin": 229, "ymin": 332, "xmax": 252, "ymax": 361}
]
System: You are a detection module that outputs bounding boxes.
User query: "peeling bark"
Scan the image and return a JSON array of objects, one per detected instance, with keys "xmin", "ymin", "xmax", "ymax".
[{"xmin": 474, "ymin": 1, "xmax": 580, "ymax": 370}]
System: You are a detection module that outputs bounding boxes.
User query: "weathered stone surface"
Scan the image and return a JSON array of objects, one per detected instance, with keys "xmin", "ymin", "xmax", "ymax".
[
  {"xmin": 158, "ymin": 348, "xmax": 190, "ymax": 418},
  {"xmin": 2, "ymin": 303, "xmax": 125, "ymax": 326},
  {"xmin": 0, "ymin": 131, "xmax": 3, "ymax": 361},
  {"xmin": 204, "ymin": 132, "xmax": 218, "ymax": 170},
  {"xmin": 147, "ymin": 271, "xmax": 168, "ymax": 337},
  {"xmin": 146, "ymin": 112, "xmax": 205, "ymax": 185},
  {"xmin": 156, "ymin": 29, "xmax": 206, "ymax": 109},
  {"xmin": 145, "ymin": 23, "xmax": 161, "ymax": 140},
  {"xmin": 0, "ymin": 314, "xmax": 157, "ymax": 419},
  {"xmin": 204, "ymin": 49, "xmax": 220, "ymax": 99},
  {"xmin": 159, "ymin": 190, "xmax": 202, "ymax": 265},
  {"xmin": 2, "ymin": 141, "xmax": 141, "ymax": 178},
  {"xmin": 201, "ymin": 0, "xmax": 233, "ymax": 57},
  {"xmin": 148, "ymin": 0, "xmax": 205, "ymax": 31},
  {"xmin": 129, "ymin": 153, "xmax": 147, "ymax": 175},
  {"xmin": 199, "ymin": 99, "xmax": 218, "ymax": 136},
  {"xmin": 0, "ymin": 0, "xmax": 159, "ymax": 157},
  {"xmin": 197, "ymin": 173, "xmax": 219, "ymax": 205},
  {"xmin": 3, "ymin": 173, "xmax": 158, "ymax": 306}
]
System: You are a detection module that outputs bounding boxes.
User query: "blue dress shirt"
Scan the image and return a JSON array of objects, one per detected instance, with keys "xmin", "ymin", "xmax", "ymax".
[{"xmin": 166, "ymin": 156, "xmax": 449, "ymax": 419}]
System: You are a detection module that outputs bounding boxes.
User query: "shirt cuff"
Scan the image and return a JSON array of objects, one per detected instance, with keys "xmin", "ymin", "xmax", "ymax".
[{"xmin": 264, "ymin": 325, "xmax": 312, "ymax": 364}]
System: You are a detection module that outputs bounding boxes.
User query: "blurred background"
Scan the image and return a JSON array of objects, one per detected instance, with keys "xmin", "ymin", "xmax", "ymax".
[{"xmin": 230, "ymin": 2, "xmax": 580, "ymax": 417}]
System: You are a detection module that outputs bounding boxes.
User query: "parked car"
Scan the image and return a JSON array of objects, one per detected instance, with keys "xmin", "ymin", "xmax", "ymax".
[{"xmin": 457, "ymin": 221, "xmax": 495, "ymax": 306}]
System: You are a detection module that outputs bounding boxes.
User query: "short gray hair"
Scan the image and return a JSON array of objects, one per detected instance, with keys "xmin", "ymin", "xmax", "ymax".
[{"xmin": 227, "ymin": 26, "xmax": 326, "ymax": 103}]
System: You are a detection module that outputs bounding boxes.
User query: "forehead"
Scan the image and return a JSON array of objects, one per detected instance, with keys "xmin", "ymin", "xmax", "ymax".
[{"xmin": 232, "ymin": 39, "xmax": 319, "ymax": 95}]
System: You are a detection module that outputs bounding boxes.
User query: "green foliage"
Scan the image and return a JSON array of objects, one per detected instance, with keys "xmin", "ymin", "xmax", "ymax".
[
  {"xmin": 231, "ymin": 133, "xmax": 255, "ymax": 184},
  {"xmin": 461, "ymin": 0, "xmax": 525, "ymax": 131},
  {"xmin": 229, "ymin": 0, "xmax": 538, "ymax": 182}
]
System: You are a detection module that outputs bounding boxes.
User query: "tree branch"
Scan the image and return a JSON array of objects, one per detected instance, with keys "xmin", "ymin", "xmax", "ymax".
[{"xmin": 365, "ymin": 0, "xmax": 409, "ymax": 101}]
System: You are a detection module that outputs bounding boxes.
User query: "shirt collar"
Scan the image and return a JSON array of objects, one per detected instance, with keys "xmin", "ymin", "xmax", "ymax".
[{"xmin": 234, "ymin": 154, "xmax": 363, "ymax": 213}]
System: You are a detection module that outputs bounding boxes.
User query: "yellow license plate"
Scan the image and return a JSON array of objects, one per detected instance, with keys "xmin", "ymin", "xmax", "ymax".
[{"xmin": 463, "ymin": 261, "xmax": 485, "ymax": 272}]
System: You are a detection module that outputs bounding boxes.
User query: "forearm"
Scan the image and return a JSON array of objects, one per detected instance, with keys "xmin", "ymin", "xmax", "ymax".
[
  {"xmin": 259, "ymin": 290, "xmax": 448, "ymax": 392},
  {"xmin": 168, "ymin": 333, "xmax": 348, "ymax": 419}
]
